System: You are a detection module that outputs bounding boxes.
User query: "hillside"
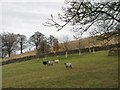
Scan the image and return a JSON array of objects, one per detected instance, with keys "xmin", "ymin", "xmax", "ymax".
[
  {"xmin": 2, "ymin": 51, "xmax": 118, "ymax": 88},
  {"xmin": 54, "ymin": 35, "xmax": 118, "ymax": 51}
]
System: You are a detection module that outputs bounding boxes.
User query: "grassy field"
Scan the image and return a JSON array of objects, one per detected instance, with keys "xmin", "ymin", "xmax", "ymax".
[{"xmin": 2, "ymin": 50, "xmax": 118, "ymax": 88}]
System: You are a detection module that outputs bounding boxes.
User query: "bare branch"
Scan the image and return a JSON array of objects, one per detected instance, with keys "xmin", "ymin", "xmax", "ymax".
[{"xmin": 44, "ymin": 1, "xmax": 119, "ymax": 40}]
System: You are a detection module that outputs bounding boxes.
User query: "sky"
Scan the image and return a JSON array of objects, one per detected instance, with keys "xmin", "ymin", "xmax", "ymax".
[
  {"xmin": 0, "ymin": 0, "xmax": 75, "ymax": 42},
  {"xmin": 1, "ymin": 0, "xmax": 115, "ymax": 42}
]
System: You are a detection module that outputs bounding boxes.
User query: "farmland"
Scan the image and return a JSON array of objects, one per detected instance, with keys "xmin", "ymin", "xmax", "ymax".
[{"xmin": 2, "ymin": 50, "xmax": 118, "ymax": 88}]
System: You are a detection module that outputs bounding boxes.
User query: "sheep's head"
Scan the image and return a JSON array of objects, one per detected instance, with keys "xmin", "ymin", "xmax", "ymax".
[{"xmin": 64, "ymin": 63, "xmax": 66, "ymax": 65}]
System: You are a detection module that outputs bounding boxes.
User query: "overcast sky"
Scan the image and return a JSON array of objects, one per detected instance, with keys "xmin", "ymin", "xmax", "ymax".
[{"xmin": 0, "ymin": 0, "xmax": 76, "ymax": 42}]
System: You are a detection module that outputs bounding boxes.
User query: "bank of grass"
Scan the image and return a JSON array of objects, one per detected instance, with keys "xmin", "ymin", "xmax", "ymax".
[{"xmin": 2, "ymin": 50, "xmax": 118, "ymax": 88}]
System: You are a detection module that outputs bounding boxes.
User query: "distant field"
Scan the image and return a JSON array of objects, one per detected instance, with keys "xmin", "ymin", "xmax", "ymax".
[{"xmin": 2, "ymin": 51, "xmax": 118, "ymax": 88}]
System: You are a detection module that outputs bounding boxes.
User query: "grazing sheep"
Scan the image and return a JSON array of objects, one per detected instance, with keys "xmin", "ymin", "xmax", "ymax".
[
  {"xmin": 54, "ymin": 59, "xmax": 59, "ymax": 63},
  {"xmin": 43, "ymin": 61, "xmax": 48, "ymax": 65},
  {"xmin": 64, "ymin": 63, "xmax": 72, "ymax": 69},
  {"xmin": 47, "ymin": 60, "xmax": 54, "ymax": 66}
]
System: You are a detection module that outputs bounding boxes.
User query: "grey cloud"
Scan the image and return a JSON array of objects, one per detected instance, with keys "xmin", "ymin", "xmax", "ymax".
[
  {"xmin": 2, "ymin": 2, "xmax": 63, "ymax": 25},
  {"xmin": 1, "ymin": 1, "xmax": 74, "ymax": 42}
]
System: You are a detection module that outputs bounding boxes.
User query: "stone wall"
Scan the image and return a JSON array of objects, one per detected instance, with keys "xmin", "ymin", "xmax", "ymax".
[{"xmin": 2, "ymin": 43, "xmax": 119, "ymax": 65}]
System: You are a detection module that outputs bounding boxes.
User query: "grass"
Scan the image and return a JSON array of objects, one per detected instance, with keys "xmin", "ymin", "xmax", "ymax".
[{"xmin": 2, "ymin": 50, "xmax": 118, "ymax": 88}]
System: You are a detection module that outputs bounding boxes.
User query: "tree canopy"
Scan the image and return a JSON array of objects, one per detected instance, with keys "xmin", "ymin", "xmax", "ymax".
[
  {"xmin": 29, "ymin": 31, "xmax": 45, "ymax": 49},
  {"xmin": 2, "ymin": 33, "xmax": 18, "ymax": 57},
  {"xmin": 17, "ymin": 34, "xmax": 27, "ymax": 54}
]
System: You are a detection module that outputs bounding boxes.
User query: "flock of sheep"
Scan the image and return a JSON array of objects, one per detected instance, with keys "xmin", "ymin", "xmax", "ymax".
[{"xmin": 43, "ymin": 60, "xmax": 72, "ymax": 69}]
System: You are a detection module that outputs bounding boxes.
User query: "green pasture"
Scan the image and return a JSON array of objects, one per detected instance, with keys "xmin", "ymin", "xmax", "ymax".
[{"xmin": 2, "ymin": 51, "xmax": 118, "ymax": 88}]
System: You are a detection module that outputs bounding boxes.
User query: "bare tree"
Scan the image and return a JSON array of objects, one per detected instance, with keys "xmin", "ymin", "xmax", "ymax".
[
  {"xmin": 62, "ymin": 36, "xmax": 69, "ymax": 58},
  {"xmin": 17, "ymin": 34, "xmax": 27, "ymax": 54},
  {"xmin": 37, "ymin": 38, "xmax": 50, "ymax": 59},
  {"xmin": 88, "ymin": 31, "xmax": 98, "ymax": 53},
  {"xmin": 72, "ymin": 27, "xmax": 84, "ymax": 55},
  {"xmin": 53, "ymin": 38, "xmax": 60, "ymax": 52},
  {"xmin": 2, "ymin": 32, "xmax": 18, "ymax": 57},
  {"xmin": 0, "ymin": 34, "xmax": 7, "ymax": 58},
  {"xmin": 38, "ymin": 40, "xmax": 50, "ymax": 54},
  {"xmin": 48, "ymin": 35, "xmax": 56, "ymax": 47},
  {"xmin": 45, "ymin": 0, "xmax": 120, "ymax": 40},
  {"xmin": 29, "ymin": 31, "xmax": 45, "ymax": 49}
]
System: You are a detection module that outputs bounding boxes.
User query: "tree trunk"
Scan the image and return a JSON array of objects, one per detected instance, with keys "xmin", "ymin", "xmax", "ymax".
[
  {"xmin": 45, "ymin": 56, "xmax": 47, "ymax": 60},
  {"xmin": 8, "ymin": 51, "xmax": 11, "ymax": 57},
  {"xmin": 20, "ymin": 41, "xmax": 23, "ymax": 54},
  {"xmin": 65, "ymin": 51, "xmax": 68, "ymax": 58},
  {"xmin": 89, "ymin": 48, "xmax": 91, "ymax": 53},
  {"xmin": 79, "ymin": 49, "xmax": 81, "ymax": 55},
  {"xmin": 35, "ymin": 43, "xmax": 38, "ymax": 50},
  {"xmin": 93, "ymin": 48, "xmax": 95, "ymax": 53}
]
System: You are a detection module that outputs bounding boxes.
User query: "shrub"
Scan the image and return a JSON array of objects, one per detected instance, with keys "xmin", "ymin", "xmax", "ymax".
[{"xmin": 108, "ymin": 48, "xmax": 120, "ymax": 56}]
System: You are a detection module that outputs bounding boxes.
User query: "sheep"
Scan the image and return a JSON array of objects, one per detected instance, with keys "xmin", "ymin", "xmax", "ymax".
[
  {"xmin": 64, "ymin": 63, "xmax": 72, "ymax": 69},
  {"xmin": 43, "ymin": 61, "xmax": 48, "ymax": 65},
  {"xmin": 54, "ymin": 59, "xmax": 59, "ymax": 63},
  {"xmin": 47, "ymin": 60, "xmax": 54, "ymax": 66}
]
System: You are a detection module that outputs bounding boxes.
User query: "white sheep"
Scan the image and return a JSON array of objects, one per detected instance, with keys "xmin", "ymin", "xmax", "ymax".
[
  {"xmin": 54, "ymin": 59, "xmax": 59, "ymax": 63},
  {"xmin": 64, "ymin": 63, "xmax": 72, "ymax": 69},
  {"xmin": 47, "ymin": 60, "xmax": 54, "ymax": 66}
]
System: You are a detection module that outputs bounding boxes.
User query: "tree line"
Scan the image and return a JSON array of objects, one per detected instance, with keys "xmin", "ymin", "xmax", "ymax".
[{"xmin": 0, "ymin": 31, "xmax": 60, "ymax": 58}]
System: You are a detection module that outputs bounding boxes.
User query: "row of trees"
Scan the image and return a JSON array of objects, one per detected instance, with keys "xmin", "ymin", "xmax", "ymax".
[{"xmin": 0, "ymin": 31, "xmax": 60, "ymax": 58}]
